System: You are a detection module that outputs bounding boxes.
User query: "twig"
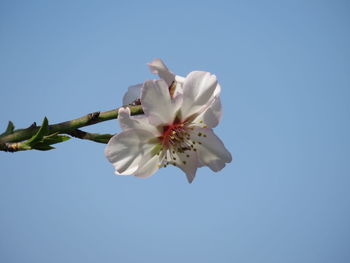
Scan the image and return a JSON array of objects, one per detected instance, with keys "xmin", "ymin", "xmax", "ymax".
[
  {"xmin": 0, "ymin": 105, "xmax": 143, "ymax": 151},
  {"xmin": 65, "ymin": 129, "xmax": 113, "ymax": 144}
]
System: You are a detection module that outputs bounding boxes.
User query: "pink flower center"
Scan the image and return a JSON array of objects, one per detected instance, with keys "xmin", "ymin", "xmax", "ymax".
[
  {"xmin": 159, "ymin": 120, "xmax": 195, "ymax": 152},
  {"xmin": 156, "ymin": 121, "xmax": 206, "ymax": 168},
  {"xmin": 161, "ymin": 123, "xmax": 186, "ymax": 147}
]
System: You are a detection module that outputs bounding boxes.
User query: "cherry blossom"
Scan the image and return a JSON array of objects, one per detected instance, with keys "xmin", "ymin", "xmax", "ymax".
[{"xmin": 105, "ymin": 63, "xmax": 232, "ymax": 183}]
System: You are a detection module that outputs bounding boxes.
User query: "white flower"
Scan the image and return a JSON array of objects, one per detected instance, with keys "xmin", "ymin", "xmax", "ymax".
[
  {"xmin": 123, "ymin": 58, "xmax": 219, "ymax": 104},
  {"xmin": 105, "ymin": 64, "xmax": 232, "ymax": 183}
]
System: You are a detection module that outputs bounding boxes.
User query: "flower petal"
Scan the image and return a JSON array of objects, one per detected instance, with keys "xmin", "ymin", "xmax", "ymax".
[
  {"xmin": 213, "ymin": 83, "xmax": 221, "ymax": 97},
  {"xmin": 141, "ymin": 79, "xmax": 179, "ymax": 126},
  {"xmin": 133, "ymin": 154, "xmax": 160, "ymax": 178},
  {"xmin": 172, "ymin": 82, "xmax": 183, "ymax": 98},
  {"xmin": 118, "ymin": 107, "xmax": 161, "ymax": 135},
  {"xmin": 175, "ymin": 75, "xmax": 186, "ymax": 84},
  {"xmin": 191, "ymin": 127, "xmax": 232, "ymax": 172},
  {"xmin": 104, "ymin": 129, "xmax": 156, "ymax": 175},
  {"xmin": 122, "ymin": 84, "xmax": 142, "ymax": 105},
  {"xmin": 180, "ymin": 71, "xmax": 218, "ymax": 121},
  {"xmin": 193, "ymin": 96, "xmax": 222, "ymax": 128},
  {"xmin": 148, "ymin": 58, "xmax": 175, "ymax": 87},
  {"xmin": 169, "ymin": 149, "xmax": 198, "ymax": 183}
]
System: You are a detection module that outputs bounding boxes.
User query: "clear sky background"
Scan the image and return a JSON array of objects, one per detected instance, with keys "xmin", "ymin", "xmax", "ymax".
[{"xmin": 1, "ymin": 0, "xmax": 349, "ymax": 262}]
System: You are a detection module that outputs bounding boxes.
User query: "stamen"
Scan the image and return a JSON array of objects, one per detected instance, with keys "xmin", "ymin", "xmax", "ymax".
[{"xmin": 160, "ymin": 121, "xmax": 200, "ymax": 161}]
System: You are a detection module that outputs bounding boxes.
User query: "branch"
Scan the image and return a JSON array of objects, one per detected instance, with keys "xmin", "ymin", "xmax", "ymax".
[
  {"xmin": 0, "ymin": 142, "xmax": 27, "ymax": 152},
  {"xmin": 0, "ymin": 105, "xmax": 143, "ymax": 151},
  {"xmin": 65, "ymin": 129, "xmax": 113, "ymax": 144}
]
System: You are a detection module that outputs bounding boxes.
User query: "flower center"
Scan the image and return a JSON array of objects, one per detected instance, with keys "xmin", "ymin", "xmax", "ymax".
[
  {"xmin": 155, "ymin": 120, "xmax": 208, "ymax": 168},
  {"xmin": 159, "ymin": 121, "xmax": 193, "ymax": 151}
]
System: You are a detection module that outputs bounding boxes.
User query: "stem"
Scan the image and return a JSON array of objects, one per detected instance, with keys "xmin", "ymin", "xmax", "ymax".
[
  {"xmin": 65, "ymin": 129, "xmax": 113, "ymax": 144},
  {"xmin": 0, "ymin": 105, "xmax": 143, "ymax": 145}
]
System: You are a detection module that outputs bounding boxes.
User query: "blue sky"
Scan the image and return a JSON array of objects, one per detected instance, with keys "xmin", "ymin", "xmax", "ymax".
[{"xmin": 1, "ymin": 0, "xmax": 350, "ymax": 262}]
